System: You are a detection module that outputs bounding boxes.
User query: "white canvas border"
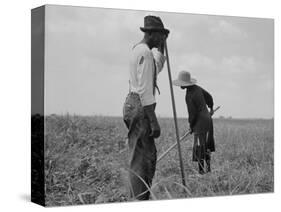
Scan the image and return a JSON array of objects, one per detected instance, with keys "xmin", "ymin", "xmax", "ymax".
[{"xmin": 0, "ymin": 0, "xmax": 279, "ymax": 211}]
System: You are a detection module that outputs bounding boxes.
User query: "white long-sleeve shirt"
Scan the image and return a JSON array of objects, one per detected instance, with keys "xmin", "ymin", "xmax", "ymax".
[{"xmin": 129, "ymin": 43, "xmax": 166, "ymax": 106}]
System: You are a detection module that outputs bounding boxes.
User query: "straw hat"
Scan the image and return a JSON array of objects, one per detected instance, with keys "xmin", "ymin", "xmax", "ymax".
[{"xmin": 172, "ymin": 71, "xmax": 197, "ymax": 87}]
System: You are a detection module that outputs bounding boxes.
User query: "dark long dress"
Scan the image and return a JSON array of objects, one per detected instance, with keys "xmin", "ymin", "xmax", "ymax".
[{"xmin": 184, "ymin": 85, "xmax": 215, "ymax": 161}]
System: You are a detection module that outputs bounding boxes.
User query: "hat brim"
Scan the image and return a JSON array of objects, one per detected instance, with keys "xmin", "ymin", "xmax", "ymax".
[
  {"xmin": 140, "ymin": 27, "xmax": 170, "ymax": 35},
  {"xmin": 172, "ymin": 78, "xmax": 197, "ymax": 87}
]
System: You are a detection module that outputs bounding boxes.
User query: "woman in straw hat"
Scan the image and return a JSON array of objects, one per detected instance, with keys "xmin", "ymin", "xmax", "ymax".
[{"xmin": 173, "ymin": 71, "xmax": 215, "ymax": 174}]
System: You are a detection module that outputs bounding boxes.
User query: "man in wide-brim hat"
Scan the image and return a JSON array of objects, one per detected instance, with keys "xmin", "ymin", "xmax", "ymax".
[
  {"xmin": 173, "ymin": 71, "xmax": 216, "ymax": 174},
  {"xmin": 140, "ymin": 15, "xmax": 170, "ymax": 34},
  {"xmin": 123, "ymin": 15, "xmax": 169, "ymax": 200}
]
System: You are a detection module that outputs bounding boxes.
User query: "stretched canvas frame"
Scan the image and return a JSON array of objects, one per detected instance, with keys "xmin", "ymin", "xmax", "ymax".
[{"xmin": 31, "ymin": 4, "xmax": 274, "ymax": 207}]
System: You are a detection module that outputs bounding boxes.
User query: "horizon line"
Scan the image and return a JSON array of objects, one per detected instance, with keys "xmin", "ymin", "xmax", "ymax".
[{"xmin": 40, "ymin": 113, "xmax": 274, "ymax": 120}]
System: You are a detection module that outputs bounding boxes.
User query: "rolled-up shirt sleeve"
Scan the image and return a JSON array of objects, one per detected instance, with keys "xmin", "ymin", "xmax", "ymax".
[
  {"xmin": 137, "ymin": 52, "xmax": 155, "ymax": 106},
  {"xmin": 152, "ymin": 49, "xmax": 166, "ymax": 74}
]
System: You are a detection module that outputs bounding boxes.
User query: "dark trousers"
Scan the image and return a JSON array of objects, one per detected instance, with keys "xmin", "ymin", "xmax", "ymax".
[
  {"xmin": 123, "ymin": 93, "xmax": 157, "ymax": 200},
  {"xmin": 192, "ymin": 132, "xmax": 211, "ymax": 174}
]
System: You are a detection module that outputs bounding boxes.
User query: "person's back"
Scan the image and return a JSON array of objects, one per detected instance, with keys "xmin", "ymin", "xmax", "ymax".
[
  {"xmin": 129, "ymin": 43, "xmax": 155, "ymax": 106},
  {"xmin": 185, "ymin": 85, "xmax": 211, "ymax": 134}
]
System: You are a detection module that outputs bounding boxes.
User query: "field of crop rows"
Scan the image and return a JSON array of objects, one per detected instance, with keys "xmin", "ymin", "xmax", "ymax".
[{"xmin": 44, "ymin": 115, "xmax": 274, "ymax": 206}]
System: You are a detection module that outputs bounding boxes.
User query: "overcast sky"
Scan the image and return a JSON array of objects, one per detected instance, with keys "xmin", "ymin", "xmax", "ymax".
[{"xmin": 44, "ymin": 5, "xmax": 274, "ymax": 118}]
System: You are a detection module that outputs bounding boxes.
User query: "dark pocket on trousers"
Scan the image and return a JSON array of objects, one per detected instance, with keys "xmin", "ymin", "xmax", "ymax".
[{"xmin": 123, "ymin": 102, "xmax": 134, "ymax": 122}]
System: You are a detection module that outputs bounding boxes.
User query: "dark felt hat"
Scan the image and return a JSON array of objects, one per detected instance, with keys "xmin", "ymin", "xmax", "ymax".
[{"xmin": 140, "ymin": 15, "xmax": 170, "ymax": 35}]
